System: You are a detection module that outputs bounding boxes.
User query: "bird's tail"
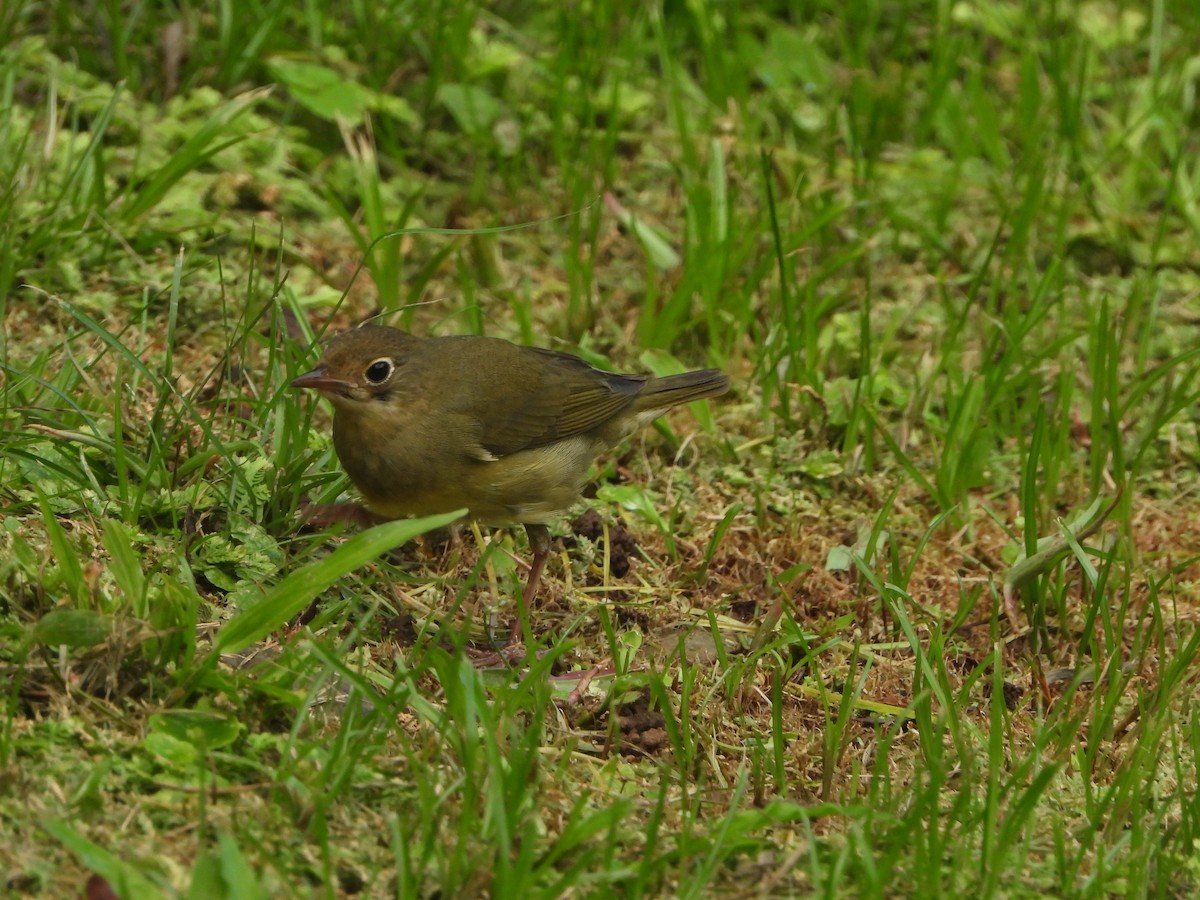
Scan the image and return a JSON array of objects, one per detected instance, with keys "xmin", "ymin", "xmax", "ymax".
[{"xmin": 636, "ymin": 369, "xmax": 730, "ymax": 411}]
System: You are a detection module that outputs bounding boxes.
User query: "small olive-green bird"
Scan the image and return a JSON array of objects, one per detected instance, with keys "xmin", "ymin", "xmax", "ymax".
[{"xmin": 292, "ymin": 325, "xmax": 729, "ymax": 606}]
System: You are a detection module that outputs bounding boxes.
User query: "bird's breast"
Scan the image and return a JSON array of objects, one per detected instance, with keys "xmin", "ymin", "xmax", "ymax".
[{"xmin": 332, "ymin": 410, "xmax": 599, "ymax": 526}]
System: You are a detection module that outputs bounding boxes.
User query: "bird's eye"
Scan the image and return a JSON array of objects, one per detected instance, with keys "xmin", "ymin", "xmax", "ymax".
[{"xmin": 364, "ymin": 358, "xmax": 394, "ymax": 384}]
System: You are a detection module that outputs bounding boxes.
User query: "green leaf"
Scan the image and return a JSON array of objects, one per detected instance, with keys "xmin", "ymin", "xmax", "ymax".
[
  {"xmin": 101, "ymin": 518, "xmax": 147, "ymax": 617},
  {"xmin": 825, "ymin": 545, "xmax": 853, "ymax": 573},
  {"xmin": 36, "ymin": 490, "xmax": 85, "ymax": 605},
  {"xmin": 638, "ymin": 348, "xmax": 688, "ymax": 378},
  {"xmin": 792, "ymin": 449, "xmax": 844, "ymax": 479},
  {"xmin": 1005, "ymin": 494, "xmax": 1114, "ymax": 589},
  {"xmin": 604, "ymin": 193, "xmax": 682, "ymax": 271},
  {"xmin": 267, "ymin": 58, "xmax": 371, "ymax": 125},
  {"xmin": 756, "ymin": 28, "xmax": 833, "ymax": 91},
  {"xmin": 193, "ymin": 514, "xmax": 283, "ymax": 592},
  {"xmin": 596, "ymin": 484, "xmax": 667, "ymax": 533},
  {"xmin": 436, "ymin": 83, "xmax": 505, "ymax": 133},
  {"xmin": 143, "ymin": 732, "xmax": 200, "ymax": 769},
  {"xmin": 32, "ymin": 609, "xmax": 112, "ymax": 648},
  {"xmin": 187, "ymin": 852, "xmax": 224, "ymax": 900},
  {"xmin": 150, "ymin": 710, "xmax": 242, "ymax": 750},
  {"xmin": 217, "ymin": 833, "xmax": 270, "ymax": 900},
  {"xmin": 40, "ymin": 819, "xmax": 165, "ymax": 899}
]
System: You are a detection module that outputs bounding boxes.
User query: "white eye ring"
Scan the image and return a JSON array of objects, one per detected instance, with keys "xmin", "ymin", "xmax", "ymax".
[{"xmin": 364, "ymin": 357, "xmax": 394, "ymax": 384}]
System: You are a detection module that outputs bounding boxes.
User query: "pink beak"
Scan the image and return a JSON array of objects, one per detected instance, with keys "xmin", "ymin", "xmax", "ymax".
[{"xmin": 291, "ymin": 366, "xmax": 352, "ymax": 393}]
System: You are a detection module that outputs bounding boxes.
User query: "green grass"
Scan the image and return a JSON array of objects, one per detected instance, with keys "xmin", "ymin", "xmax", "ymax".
[{"xmin": 4, "ymin": 0, "xmax": 1200, "ymax": 896}]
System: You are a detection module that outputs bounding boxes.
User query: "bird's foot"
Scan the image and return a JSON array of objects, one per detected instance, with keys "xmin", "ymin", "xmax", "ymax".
[
  {"xmin": 468, "ymin": 633, "xmax": 529, "ymax": 668},
  {"xmin": 298, "ymin": 501, "xmax": 386, "ymax": 529}
]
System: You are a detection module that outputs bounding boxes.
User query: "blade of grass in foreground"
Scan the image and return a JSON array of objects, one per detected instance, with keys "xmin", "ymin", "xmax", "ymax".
[
  {"xmin": 39, "ymin": 818, "xmax": 164, "ymax": 899},
  {"xmin": 210, "ymin": 511, "xmax": 464, "ymax": 656},
  {"xmin": 118, "ymin": 87, "xmax": 271, "ymax": 223}
]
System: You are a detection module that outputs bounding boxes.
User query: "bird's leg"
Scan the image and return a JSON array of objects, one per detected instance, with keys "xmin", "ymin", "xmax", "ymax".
[
  {"xmin": 497, "ymin": 522, "xmax": 551, "ymax": 651},
  {"xmin": 522, "ymin": 523, "xmax": 552, "ymax": 609}
]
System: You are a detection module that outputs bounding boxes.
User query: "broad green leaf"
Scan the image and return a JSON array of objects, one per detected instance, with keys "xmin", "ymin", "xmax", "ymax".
[
  {"xmin": 143, "ymin": 732, "xmax": 199, "ymax": 769},
  {"xmin": 39, "ymin": 819, "xmax": 165, "ymax": 899},
  {"xmin": 150, "ymin": 710, "xmax": 242, "ymax": 750},
  {"xmin": 267, "ymin": 58, "xmax": 371, "ymax": 125},
  {"xmin": 101, "ymin": 518, "xmax": 147, "ymax": 617},
  {"xmin": 217, "ymin": 833, "xmax": 270, "ymax": 900},
  {"xmin": 32, "ymin": 609, "xmax": 112, "ymax": 648},
  {"xmin": 604, "ymin": 193, "xmax": 681, "ymax": 270},
  {"xmin": 596, "ymin": 484, "xmax": 668, "ymax": 533},
  {"xmin": 436, "ymin": 83, "xmax": 504, "ymax": 133}
]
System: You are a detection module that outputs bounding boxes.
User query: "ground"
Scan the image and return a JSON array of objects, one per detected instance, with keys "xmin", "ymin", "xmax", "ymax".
[{"xmin": 3, "ymin": 2, "xmax": 1200, "ymax": 897}]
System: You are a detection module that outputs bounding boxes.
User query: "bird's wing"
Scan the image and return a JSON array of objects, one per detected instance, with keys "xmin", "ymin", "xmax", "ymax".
[{"xmin": 453, "ymin": 344, "xmax": 646, "ymax": 457}]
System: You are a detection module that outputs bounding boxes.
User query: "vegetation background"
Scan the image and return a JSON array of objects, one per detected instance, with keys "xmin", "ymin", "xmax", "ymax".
[{"xmin": 2, "ymin": 0, "xmax": 1200, "ymax": 896}]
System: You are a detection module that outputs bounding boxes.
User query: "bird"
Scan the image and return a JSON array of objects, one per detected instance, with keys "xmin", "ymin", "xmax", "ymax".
[{"xmin": 292, "ymin": 324, "xmax": 729, "ymax": 614}]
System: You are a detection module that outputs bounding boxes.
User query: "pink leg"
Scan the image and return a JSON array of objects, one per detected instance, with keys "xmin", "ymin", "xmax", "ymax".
[
  {"xmin": 299, "ymin": 502, "xmax": 387, "ymax": 529},
  {"xmin": 522, "ymin": 523, "xmax": 551, "ymax": 608},
  {"xmin": 498, "ymin": 523, "xmax": 551, "ymax": 651}
]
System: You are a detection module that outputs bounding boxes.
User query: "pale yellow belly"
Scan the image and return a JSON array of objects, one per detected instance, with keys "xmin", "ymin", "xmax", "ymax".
[{"xmin": 355, "ymin": 435, "xmax": 600, "ymax": 526}]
